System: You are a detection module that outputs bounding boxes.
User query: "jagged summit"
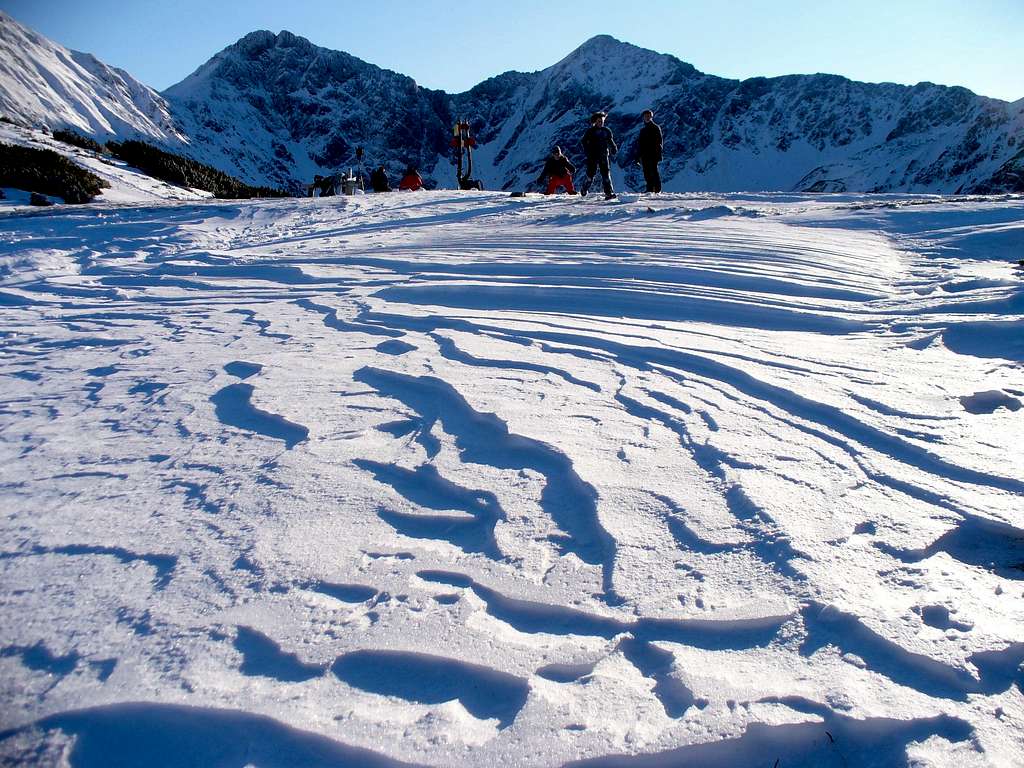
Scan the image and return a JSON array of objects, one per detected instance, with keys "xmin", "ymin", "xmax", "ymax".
[
  {"xmin": 229, "ymin": 29, "xmax": 319, "ymax": 58},
  {"xmin": 570, "ymin": 34, "xmax": 630, "ymax": 54},
  {"xmin": 554, "ymin": 33, "xmax": 700, "ymax": 78}
]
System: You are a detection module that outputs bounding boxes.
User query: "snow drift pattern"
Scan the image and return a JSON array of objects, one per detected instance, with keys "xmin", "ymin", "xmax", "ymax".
[{"xmin": 0, "ymin": 190, "xmax": 1021, "ymax": 766}]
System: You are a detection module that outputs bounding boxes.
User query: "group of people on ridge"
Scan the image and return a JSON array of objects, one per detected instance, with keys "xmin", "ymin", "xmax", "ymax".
[
  {"xmin": 312, "ymin": 109, "xmax": 663, "ymax": 198},
  {"xmin": 369, "ymin": 165, "xmax": 424, "ymax": 193},
  {"xmin": 537, "ymin": 109, "xmax": 662, "ymax": 199},
  {"xmin": 313, "ymin": 165, "xmax": 423, "ymax": 196}
]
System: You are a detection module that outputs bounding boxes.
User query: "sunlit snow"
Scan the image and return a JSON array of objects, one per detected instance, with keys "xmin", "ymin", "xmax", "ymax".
[{"xmin": 1, "ymin": 187, "xmax": 1022, "ymax": 767}]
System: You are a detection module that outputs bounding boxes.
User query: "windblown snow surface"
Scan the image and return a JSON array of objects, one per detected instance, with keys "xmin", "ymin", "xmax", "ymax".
[{"xmin": 1, "ymin": 190, "xmax": 1022, "ymax": 767}]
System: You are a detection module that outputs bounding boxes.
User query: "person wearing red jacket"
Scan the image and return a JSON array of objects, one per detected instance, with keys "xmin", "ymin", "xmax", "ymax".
[
  {"xmin": 536, "ymin": 146, "xmax": 576, "ymax": 194},
  {"xmin": 398, "ymin": 166, "xmax": 424, "ymax": 191}
]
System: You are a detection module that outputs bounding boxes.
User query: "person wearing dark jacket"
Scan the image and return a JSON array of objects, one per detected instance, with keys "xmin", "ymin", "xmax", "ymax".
[
  {"xmin": 536, "ymin": 146, "xmax": 576, "ymax": 194},
  {"xmin": 637, "ymin": 109, "xmax": 663, "ymax": 193},
  {"xmin": 580, "ymin": 112, "xmax": 618, "ymax": 199},
  {"xmin": 370, "ymin": 166, "xmax": 391, "ymax": 193}
]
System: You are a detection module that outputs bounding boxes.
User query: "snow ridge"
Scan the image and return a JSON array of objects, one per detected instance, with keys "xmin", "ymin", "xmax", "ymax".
[{"xmin": 1, "ymin": 191, "xmax": 1022, "ymax": 766}]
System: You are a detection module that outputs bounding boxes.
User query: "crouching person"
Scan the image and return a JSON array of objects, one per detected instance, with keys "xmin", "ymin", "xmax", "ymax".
[
  {"xmin": 398, "ymin": 166, "xmax": 424, "ymax": 191},
  {"xmin": 536, "ymin": 146, "xmax": 576, "ymax": 194}
]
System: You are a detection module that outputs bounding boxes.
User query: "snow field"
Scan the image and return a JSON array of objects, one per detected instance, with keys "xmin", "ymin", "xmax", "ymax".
[{"xmin": 0, "ymin": 190, "xmax": 1022, "ymax": 767}]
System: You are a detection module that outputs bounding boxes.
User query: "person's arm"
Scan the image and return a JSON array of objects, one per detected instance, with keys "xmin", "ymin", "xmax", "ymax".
[
  {"xmin": 609, "ymin": 130, "xmax": 618, "ymax": 157},
  {"xmin": 536, "ymin": 159, "xmax": 549, "ymax": 183}
]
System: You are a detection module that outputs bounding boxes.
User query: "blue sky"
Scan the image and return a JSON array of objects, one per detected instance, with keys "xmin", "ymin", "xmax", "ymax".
[{"xmin": 3, "ymin": 0, "xmax": 1022, "ymax": 100}]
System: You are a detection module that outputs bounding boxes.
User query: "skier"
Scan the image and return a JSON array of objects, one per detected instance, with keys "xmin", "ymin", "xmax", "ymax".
[
  {"xmin": 580, "ymin": 111, "xmax": 617, "ymax": 199},
  {"xmin": 535, "ymin": 146, "xmax": 576, "ymax": 195},
  {"xmin": 370, "ymin": 166, "xmax": 391, "ymax": 193},
  {"xmin": 637, "ymin": 109, "xmax": 663, "ymax": 193},
  {"xmin": 398, "ymin": 165, "xmax": 424, "ymax": 191}
]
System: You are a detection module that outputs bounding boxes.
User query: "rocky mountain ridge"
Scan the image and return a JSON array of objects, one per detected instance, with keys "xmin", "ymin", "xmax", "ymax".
[{"xmin": 2, "ymin": 13, "xmax": 1022, "ymax": 194}]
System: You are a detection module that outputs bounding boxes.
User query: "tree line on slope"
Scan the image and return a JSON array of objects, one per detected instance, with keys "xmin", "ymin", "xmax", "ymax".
[
  {"xmin": 0, "ymin": 142, "xmax": 108, "ymax": 204},
  {"xmin": 104, "ymin": 139, "xmax": 290, "ymax": 199},
  {"xmin": 1, "ymin": 124, "xmax": 290, "ymax": 204}
]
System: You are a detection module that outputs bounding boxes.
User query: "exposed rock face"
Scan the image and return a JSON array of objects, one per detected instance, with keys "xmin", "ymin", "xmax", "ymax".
[
  {"xmin": 162, "ymin": 30, "xmax": 454, "ymax": 191},
  {"xmin": 3, "ymin": 12, "xmax": 1022, "ymax": 193},
  {"xmin": 162, "ymin": 31, "xmax": 1023, "ymax": 193}
]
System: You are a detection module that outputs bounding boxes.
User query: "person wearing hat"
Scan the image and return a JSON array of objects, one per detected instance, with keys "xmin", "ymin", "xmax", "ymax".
[
  {"xmin": 637, "ymin": 109, "xmax": 663, "ymax": 193},
  {"xmin": 580, "ymin": 111, "xmax": 618, "ymax": 199},
  {"xmin": 536, "ymin": 146, "xmax": 577, "ymax": 195}
]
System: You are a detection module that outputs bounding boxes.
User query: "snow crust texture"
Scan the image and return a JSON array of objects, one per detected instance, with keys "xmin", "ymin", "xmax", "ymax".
[{"xmin": 1, "ymin": 190, "xmax": 1022, "ymax": 766}]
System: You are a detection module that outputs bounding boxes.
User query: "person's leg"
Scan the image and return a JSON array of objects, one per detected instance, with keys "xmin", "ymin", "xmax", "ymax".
[
  {"xmin": 599, "ymin": 158, "xmax": 614, "ymax": 197},
  {"xmin": 643, "ymin": 158, "xmax": 661, "ymax": 193},
  {"xmin": 545, "ymin": 177, "xmax": 559, "ymax": 195},
  {"xmin": 642, "ymin": 158, "xmax": 655, "ymax": 192},
  {"xmin": 581, "ymin": 159, "xmax": 597, "ymax": 195},
  {"xmin": 563, "ymin": 175, "xmax": 576, "ymax": 194}
]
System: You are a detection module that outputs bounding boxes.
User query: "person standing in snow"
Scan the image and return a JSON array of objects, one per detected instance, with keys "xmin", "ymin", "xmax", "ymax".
[
  {"xmin": 536, "ymin": 146, "xmax": 576, "ymax": 194},
  {"xmin": 580, "ymin": 111, "xmax": 617, "ymax": 199},
  {"xmin": 636, "ymin": 109, "xmax": 663, "ymax": 193}
]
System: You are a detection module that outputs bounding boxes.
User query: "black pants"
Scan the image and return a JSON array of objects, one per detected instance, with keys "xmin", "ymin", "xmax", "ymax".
[
  {"xmin": 641, "ymin": 157, "xmax": 662, "ymax": 193},
  {"xmin": 582, "ymin": 156, "xmax": 614, "ymax": 196}
]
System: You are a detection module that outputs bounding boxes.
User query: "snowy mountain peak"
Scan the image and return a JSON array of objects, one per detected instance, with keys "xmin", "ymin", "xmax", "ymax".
[
  {"xmin": 161, "ymin": 28, "xmax": 446, "ymax": 189},
  {"xmin": 570, "ymin": 34, "xmax": 631, "ymax": 54},
  {"xmin": 230, "ymin": 28, "xmax": 317, "ymax": 58},
  {"xmin": 555, "ymin": 34, "xmax": 699, "ymax": 84},
  {"xmin": 0, "ymin": 12, "xmax": 186, "ymax": 143},
  {"xmin": 3, "ymin": 15, "xmax": 1022, "ymax": 195}
]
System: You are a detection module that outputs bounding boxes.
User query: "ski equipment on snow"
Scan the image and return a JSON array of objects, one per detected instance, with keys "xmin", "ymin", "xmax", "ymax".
[{"xmin": 451, "ymin": 120, "xmax": 484, "ymax": 191}]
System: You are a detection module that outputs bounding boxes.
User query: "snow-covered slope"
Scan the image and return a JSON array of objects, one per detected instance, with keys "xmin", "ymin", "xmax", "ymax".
[
  {"xmin": 0, "ymin": 121, "xmax": 212, "ymax": 207},
  {"xmin": 162, "ymin": 30, "xmax": 1024, "ymax": 194},
  {"xmin": 0, "ymin": 12, "xmax": 185, "ymax": 143},
  {"xmin": 458, "ymin": 35, "xmax": 1024, "ymax": 194},
  {"xmin": 4, "ymin": 15, "xmax": 1022, "ymax": 195},
  {"xmin": 162, "ymin": 30, "xmax": 451, "ymax": 191},
  {"xmin": 1, "ymin": 191, "xmax": 1022, "ymax": 767}
]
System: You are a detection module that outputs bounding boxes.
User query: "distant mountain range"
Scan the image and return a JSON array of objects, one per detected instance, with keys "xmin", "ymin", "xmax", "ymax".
[{"xmin": 2, "ymin": 11, "xmax": 1022, "ymax": 194}]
